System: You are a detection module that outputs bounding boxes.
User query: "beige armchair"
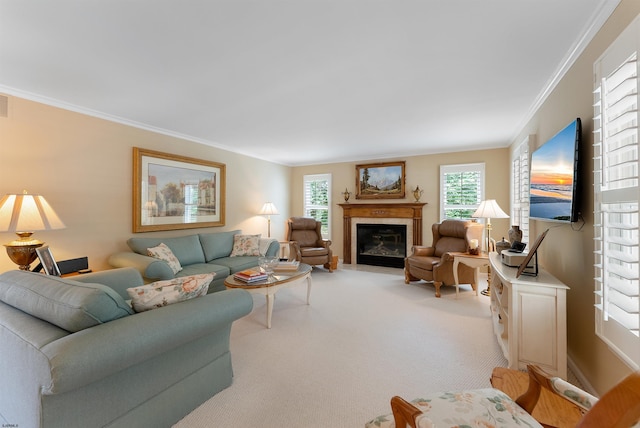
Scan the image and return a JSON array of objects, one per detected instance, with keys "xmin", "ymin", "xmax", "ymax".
[
  {"xmin": 286, "ymin": 217, "xmax": 333, "ymax": 272},
  {"xmin": 404, "ymin": 219, "xmax": 484, "ymax": 297}
]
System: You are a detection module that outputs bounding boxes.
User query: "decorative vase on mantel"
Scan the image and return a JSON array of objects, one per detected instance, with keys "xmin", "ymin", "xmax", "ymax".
[
  {"xmin": 412, "ymin": 186, "xmax": 424, "ymax": 202},
  {"xmin": 342, "ymin": 188, "xmax": 352, "ymax": 203},
  {"xmin": 508, "ymin": 225, "xmax": 523, "ymax": 243}
]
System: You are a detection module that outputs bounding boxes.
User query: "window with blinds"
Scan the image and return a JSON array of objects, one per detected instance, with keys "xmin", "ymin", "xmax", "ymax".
[
  {"xmin": 303, "ymin": 173, "xmax": 331, "ymax": 239},
  {"xmin": 440, "ymin": 163, "xmax": 485, "ymax": 220},
  {"xmin": 593, "ymin": 16, "xmax": 639, "ymax": 370},
  {"xmin": 512, "ymin": 137, "xmax": 531, "ymax": 244}
]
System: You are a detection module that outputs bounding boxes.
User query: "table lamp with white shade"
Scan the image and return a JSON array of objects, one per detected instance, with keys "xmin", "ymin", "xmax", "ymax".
[
  {"xmin": 472, "ymin": 199, "xmax": 508, "ymax": 296},
  {"xmin": 0, "ymin": 191, "xmax": 66, "ymax": 270}
]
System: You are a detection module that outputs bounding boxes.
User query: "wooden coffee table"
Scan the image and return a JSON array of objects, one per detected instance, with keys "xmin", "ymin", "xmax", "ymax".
[{"xmin": 224, "ymin": 263, "xmax": 313, "ymax": 328}]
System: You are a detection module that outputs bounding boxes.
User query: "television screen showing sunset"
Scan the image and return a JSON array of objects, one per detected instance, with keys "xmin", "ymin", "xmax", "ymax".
[{"xmin": 529, "ymin": 119, "xmax": 580, "ymax": 222}]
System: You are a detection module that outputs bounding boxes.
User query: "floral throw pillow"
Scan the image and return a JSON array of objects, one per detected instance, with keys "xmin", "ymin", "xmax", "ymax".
[
  {"xmin": 147, "ymin": 243, "xmax": 182, "ymax": 274},
  {"xmin": 230, "ymin": 234, "xmax": 261, "ymax": 257},
  {"xmin": 126, "ymin": 273, "xmax": 214, "ymax": 313}
]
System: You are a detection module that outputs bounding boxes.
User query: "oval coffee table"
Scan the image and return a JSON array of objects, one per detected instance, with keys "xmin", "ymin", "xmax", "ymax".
[{"xmin": 224, "ymin": 263, "xmax": 312, "ymax": 328}]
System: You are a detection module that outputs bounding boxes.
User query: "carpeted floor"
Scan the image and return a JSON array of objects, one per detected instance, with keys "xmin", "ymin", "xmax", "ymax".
[{"xmin": 173, "ymin": 264, "xmax": 507, "ymax": 427}]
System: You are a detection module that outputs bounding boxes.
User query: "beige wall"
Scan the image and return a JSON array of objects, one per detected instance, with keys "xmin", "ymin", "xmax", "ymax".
[
  {"xmin": 511, "ymin": 0, "xmax": 640, "ymax": 394},
  {"xmin": 2, "ymin": 1, "xmax": 638, "ymax": 396},
  {"xmin": 0, "ymin": 96, "xmax": 292, "ymax": 273},
  {"xmin": 291, "ymin": 148, "xmax": 511, "ymax": 257}
]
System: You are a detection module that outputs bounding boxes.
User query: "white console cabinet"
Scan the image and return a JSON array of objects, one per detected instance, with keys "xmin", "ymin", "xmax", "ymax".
[{"xmin": 489, "ymin": 252, "xmax": 569, "ymax": 378}]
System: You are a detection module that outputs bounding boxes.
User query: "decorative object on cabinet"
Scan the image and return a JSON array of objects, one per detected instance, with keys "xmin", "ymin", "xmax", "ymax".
[
  {"xmin": 259, "ymin": 202, "xmax": 279, "ymax": 238},
  {"xmin": 516, "ymin": 228, "xmax": 549, "ymax": 278},
  {"xmin": 0, "ymin": 191, "xmax": 66, "ymax": 270},
  {"xmin": 411, "ymin": 185, "xmax": 424, "ymax": 202},
  {"xmin": 341, "ymin": 188, "xmax": 352, "ymax": 202},
  {"xmin": 133, "ymin": 147, "xmax": 225, "ymax": 232},
  {"xmin": 489, "ymin": 252, "xmax": 568, "ymax": 378},
  {"xmin": 508, "ymin": 224, "xmax": 523, "ymax": 243},
  {"xmin": 472, "ymin": 199, "xmax": 509, "ymax": 296},
  {"xmin": 355, "ymin": 161, "xmax": 405, "ymax": 199},
  {"xmin": 495, "ymin": 237, "xmax": 511, "ymax": 254}
]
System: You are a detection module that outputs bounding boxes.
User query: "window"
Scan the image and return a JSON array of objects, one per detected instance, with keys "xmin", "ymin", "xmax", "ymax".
[
  {"xmin": 593, "ymin": 16, "xmax": 639, "ymax": 370},
  {"xmin": 303, "ymin": 174, "xmax": 331, "ymax": 239},
  {"xmin": 440, "ymin": 163, "xmax": 485, "ymax": 220},
  {"xmin": 511, "ymin": 137, "xmax": 531, "ymax": 244}
]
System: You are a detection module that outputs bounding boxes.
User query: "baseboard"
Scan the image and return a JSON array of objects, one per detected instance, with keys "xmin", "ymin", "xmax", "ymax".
[{"xmin": 567, "ymin": 355, "xmax": 598, "ymax": 396}]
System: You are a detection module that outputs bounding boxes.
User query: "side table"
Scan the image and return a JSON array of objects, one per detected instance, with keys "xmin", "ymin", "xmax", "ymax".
[{"xmin": 451, "ymin": 251, "xmax": 490, "ymax": 298}]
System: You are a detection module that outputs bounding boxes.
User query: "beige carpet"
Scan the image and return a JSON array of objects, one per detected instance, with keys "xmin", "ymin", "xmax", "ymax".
[{"xmin": 174, "ymin": 264, "xmax": 507, "ymax": 427}]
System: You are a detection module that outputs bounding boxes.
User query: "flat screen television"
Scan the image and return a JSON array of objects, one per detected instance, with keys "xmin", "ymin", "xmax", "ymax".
[{"xmin": 529, "ymin": 118, "xmax": 581, "ymax": 223}]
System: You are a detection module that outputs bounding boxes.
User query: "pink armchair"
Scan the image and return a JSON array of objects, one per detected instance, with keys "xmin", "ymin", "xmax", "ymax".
[{"xmin": 404, "ymin": 219, "xmax": 484, "ymax": 297}]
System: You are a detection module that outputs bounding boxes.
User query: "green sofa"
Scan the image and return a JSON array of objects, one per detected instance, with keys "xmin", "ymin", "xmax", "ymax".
[
  {"xmin": 0, "ymin": 267, "xmax": 253, "ymax": 428},
  {"xmin": 108, "ymin": 230, "xmax": 280, "ymax": 291}
]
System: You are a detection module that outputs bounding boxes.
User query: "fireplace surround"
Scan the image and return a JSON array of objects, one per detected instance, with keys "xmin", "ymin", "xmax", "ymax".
[
  {"xmin": 357, "ymin": 223, "xmax": 407, "ymax": 268},
  {"xmin": 339, "ymin": 203, "xmax": 426, "ymax": 265}
]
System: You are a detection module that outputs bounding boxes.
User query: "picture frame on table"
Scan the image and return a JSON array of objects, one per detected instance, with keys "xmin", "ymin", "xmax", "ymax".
[
  {"xmin": 133, "ymin": 147, "xmax": 226, "ymax": 232},
  {"xmin": 36, "ymin": 245, "xmax": 61, "ymax": 276},
  {"xmin": 516, "ymin": 229, "xmax": 549, "ymax": 278},
  {"xmin": 355, "ymin": 161, "xmax": 406, "ymax": 199}
]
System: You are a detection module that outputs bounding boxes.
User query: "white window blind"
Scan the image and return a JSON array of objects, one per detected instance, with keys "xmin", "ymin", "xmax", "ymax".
[
  {"xmin": 593, "ymin": 16, "xmax": 640, "ymax": 370},
  {"xmin": 512, "ymin": 137, "xmax": 531, "ymax": 244},
  {"xmin": 440, "ymin": 163, "xmax": 485, "ymax": 220},
  {"xmin": 303, "ymin": 173, "xmax": 331, "ymax": 239}
]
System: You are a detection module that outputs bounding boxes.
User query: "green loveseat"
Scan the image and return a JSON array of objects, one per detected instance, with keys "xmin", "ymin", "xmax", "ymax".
[
  {"xmin": 0, "ymin": 267, "xmax": 253, "ymax": 428},
  {"xmin": 108, "ymin": 230, "xmax": 280, "ymax": 291}
]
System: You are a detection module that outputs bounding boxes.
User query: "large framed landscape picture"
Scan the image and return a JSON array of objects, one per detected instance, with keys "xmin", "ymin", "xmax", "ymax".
[
  {"xmin": 133, "ymin": 148, "xmax": 226, "ymax": 232},
  {"xmin": 355, "ymin": 161, "xmax": 405, "ymax": 199}
]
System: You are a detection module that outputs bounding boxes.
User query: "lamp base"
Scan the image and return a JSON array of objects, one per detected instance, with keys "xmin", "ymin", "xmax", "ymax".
[{"xmin": 4, "ymin": 232, "xmax": 44, "ymax": 270}]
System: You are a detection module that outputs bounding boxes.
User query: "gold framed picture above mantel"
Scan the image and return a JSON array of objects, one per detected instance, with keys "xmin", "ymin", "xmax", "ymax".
[
  {"xmin": 133, "ymin": 147, "xmax": 226, "ymax": 232},
  {"xmin": 355, "ymin": 161, "xmax": 406, "ymax": 199}
]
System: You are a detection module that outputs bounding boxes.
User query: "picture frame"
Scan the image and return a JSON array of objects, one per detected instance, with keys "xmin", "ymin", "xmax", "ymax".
[
  {"xmin": 36, "ymin": 245, "xmax": 61, "ymax": 276},
  {"xmin": 355, "ymin": 161, "xmax": 406, "ymax": 199},
  {"xmin": 133, "ymin": 147, "xmax": 226, "ymax": 232},
  {"xmin": 516, "ymin": 228, "xmax": 549, "ymax": 278}
]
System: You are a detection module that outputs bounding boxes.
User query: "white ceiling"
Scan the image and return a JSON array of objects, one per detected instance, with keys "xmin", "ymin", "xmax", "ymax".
[{"xmin": 0, "ymin": 0, "xmax": 620, "ymax": 166}]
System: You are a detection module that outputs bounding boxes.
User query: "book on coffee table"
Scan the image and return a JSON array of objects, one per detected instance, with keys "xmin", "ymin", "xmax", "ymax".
[
  {"xmin": 273, "ymin": 261, "xmax": 299, "ymax": 272},
  {"xmin": 234, "ymin": 267, "xmax": 268, "ymax": 282}
]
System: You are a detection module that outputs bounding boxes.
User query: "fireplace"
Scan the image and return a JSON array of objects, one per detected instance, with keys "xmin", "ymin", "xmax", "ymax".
[
  {"xmin": 339, "ymin": 202, "xmax": 426, "ymax": 265},
  {"xmin": 357, "ymin": 224, "xmax": 407, "ymax": 268}
]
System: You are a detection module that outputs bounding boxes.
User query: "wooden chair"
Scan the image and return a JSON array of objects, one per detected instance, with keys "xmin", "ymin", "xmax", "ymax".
[
  {"xmin": 369, "ymin": 365, "xmax": 640, "ymax": 428},
  {"xmin": 517, "ymin": 365, "xmax": 640, "ymax": 428}
]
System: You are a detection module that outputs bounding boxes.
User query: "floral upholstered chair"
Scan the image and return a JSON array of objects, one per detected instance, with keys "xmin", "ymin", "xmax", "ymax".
[{"xmin": 365, "ymin": 364, "xmax": 640, "ymax": 428}]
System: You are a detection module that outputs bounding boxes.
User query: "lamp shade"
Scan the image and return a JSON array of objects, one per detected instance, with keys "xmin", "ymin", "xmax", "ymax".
[
  {"xmin": 472, "ymin": 199, "xmax": 509, "ymax": 219},
  {"xmin": 0, "ymin": 192, "xmax": 65, "ymax": 270},
  {"xmin": 0, "ymin": 193, "xmax": 66, "ymax": 232},
  {"xmin": 259, "ymin": 202, "xmax": 279, "ymax": 216}
]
